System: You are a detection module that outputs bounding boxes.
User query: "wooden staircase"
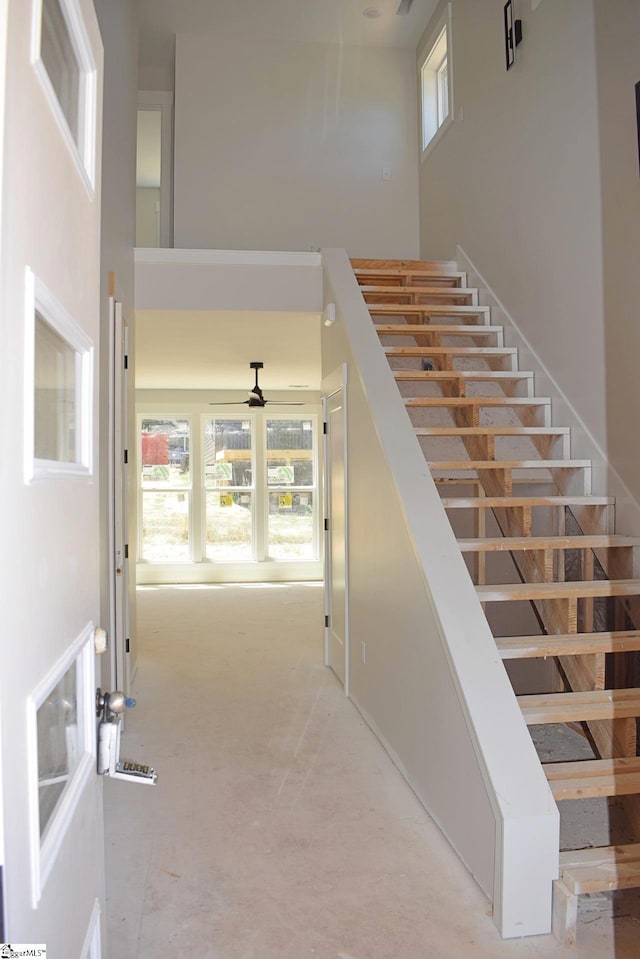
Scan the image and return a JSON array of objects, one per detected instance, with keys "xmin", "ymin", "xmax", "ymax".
[{"xmin": 352, "ymin": 256, "xmax": 640, "ymax": 945}]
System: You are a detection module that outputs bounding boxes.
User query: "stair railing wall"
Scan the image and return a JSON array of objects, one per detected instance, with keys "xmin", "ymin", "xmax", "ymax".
[{"xmin": 320, "ymin": 247, "xmax": 558, "ymax": 938}]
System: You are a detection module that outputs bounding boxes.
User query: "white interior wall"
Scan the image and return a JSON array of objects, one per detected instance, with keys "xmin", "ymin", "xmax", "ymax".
[
  {"xmin": 418, "ymin": 0, "xmax": 608, "ymax": 463},
  {"xmin": 321, "ymin": 248, "xmax": 558, "ymax": 938},
  {"xmin": 135, "ymin": 250, "xmax": 322, "ymax": 313},
  {"xmin": 594, "ymin": 0, "xmax": 640, "ymax": 529},
  {"xmin": 173, "ymin": 34, "xmax": 420, "ymax": 257}
]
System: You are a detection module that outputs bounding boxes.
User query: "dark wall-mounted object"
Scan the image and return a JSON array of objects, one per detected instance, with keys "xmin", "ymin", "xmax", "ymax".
[
  {"xmin": 636, "ymin": 81, "xmax": 640, "ymax": 176},
  {"xmin": 504, "ymin": 1, "xmax": 523, "ymax": 71}
]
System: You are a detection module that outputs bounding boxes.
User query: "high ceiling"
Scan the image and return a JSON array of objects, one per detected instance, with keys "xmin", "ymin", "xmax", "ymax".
[
  {"xmin": 134, "ymin": 0, "xmax": 439, "ymax": 392},
  {"xmin": 138, "ymin": 0, "xmax": 438, "ymax": 73},
  {"xmin": 135, "ymin": 309, "xmax": 322, "ymax": 392}
]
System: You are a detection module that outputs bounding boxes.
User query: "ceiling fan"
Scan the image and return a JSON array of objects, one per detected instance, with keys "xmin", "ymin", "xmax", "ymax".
[{"xmin": 209, "ymin": 362, "xmax": 305, "ymax": 408}]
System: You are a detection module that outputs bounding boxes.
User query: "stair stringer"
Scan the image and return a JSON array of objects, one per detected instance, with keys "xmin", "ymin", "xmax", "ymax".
[{"xmin": 321, "ymin": 247, "xmax": 559, "ymax": 938}]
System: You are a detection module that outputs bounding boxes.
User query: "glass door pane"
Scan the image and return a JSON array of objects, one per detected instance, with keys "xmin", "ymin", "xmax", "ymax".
[
  {"xmin": 140, "ymin": 419, "xmax": 191, "ymax": 561},
  {"xmin": 204, "ymin": 418, "xmax": 254, "ymax": 561},
  {"xmin": 267, "ymin": 491, "xmax": 315, "ymax": 560},
  {"xmin": 41, "ymin": 0, "xmax": 82, "ymax": 144},
  {"xmin": 34, "ymin": 312, "xmax": 77, "ymax": 462},
  {"xmin": 266, "ymin": 419, "xmax": 314, "ymax": 488},
  {"xmin": 266, "ymin": 418, "xmax": 316, "ymax": 560}
]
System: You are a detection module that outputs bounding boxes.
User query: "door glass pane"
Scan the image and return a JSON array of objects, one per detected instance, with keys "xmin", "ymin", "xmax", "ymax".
[
  {"xmin": 206, "ymin": 491, "xmax": 253, "ymax": 561},
  {"xmin": 268, "ymin": 491, "xmax": 315, "ymax": 560},
  {"xmin": 37, "ymin": 660, "xmax": 79, "ymax": 838},
  {"xmin": 141, "ymin": 419, "xmax": 190, "ymax": 488},
  {"xmin": 204, "ymin": 418, "xmax": 253, "ymax": 489},
  {"xmin": 41, "ymin": 0, "xmax": 82, "ymax": 144},
  {"xmin": 136, "ymin": 109, "xmax": 162, "ymax": 247},
  {"xmin": 266, "ymin": 419, "xmax": 314, "ymax": 487},
  {"xmin": 142, "ymin": 491, "xmax": 190, "ymax": 562},
  {"xmin": 34, "ymin": 311, "xmax": 77, "ymax": 462}
]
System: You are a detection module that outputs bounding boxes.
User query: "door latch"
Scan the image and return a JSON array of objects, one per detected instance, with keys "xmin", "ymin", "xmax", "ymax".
[{"xmin": 96, "ymin": 688, "xmax": 157, "ymax": 785}]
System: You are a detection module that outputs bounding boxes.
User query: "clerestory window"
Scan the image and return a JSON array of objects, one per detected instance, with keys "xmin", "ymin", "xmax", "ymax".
[{"xmin": 419, "ymin": 4, "xmax": 453, "ymax": 155}]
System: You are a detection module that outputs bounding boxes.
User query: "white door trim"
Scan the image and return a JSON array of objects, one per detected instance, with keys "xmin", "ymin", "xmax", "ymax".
[
  {"xmin": 322, "ymin": 363, "xmax": 349, "ymax": 695},
  {"xmin": 0, "ymin": 0, "xmax": 9, "ymax": 934}
]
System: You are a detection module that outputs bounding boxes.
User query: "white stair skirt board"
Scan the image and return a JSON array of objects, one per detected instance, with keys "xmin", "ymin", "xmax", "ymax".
[
  {"xmin": 456, "ymin": 245, "xmax": 640, "ymax": 536},
  {"xmin": 321, "ymin": 248, "xmax": 559, "ymax": 939}
]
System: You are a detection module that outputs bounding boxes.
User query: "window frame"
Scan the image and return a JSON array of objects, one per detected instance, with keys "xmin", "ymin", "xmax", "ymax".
[
  {"xmin": 136, "ymin": 409, "xmax": 321, "ymax": 569},
  {"xmin": 263, "ymin": 414, "xmax": 319, "ymax": 563},
  {"xmin": 136, "ymin": 91, "xmax": 174, "ymax": 249},
  {"xmin": 24, "ymin": 268, "xmax": 94, "ymax": 483},
  {"xmin": 31, "ymin": 0, "xmax": 98, "ymax": 194},
  {"xmin": 27, "ymin": 622, "xmax": 96, "ymax": 906},
  {"xmin": 419, "ymin": 2, "xmax": 454, "ymax": 159},
  {"xmin": 138, "ymin": 416, "xmax": 194, "ymax": 564},
  {"xmin": 203, "ymin": 415, "xmax": 256, "ymax": 564}
]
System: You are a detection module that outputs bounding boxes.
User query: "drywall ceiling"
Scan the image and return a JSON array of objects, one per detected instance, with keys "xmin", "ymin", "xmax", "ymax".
[
  {"xmin": 138, "ymin": 0, "xmax": 439, "ymax": 73},
  {"xmin": 135, "ymin": 309, "xmax": 322, "ymax": 391}
]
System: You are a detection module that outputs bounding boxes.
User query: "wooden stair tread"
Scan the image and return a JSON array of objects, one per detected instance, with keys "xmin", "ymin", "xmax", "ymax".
[
  {"xmin": 558, "ymin": 844, "xmax": 640, "ymax": 894},
  {"xmin": 351, "ymin": 258, "xmax": 459, "ymax": 270},
  {"xmin": 517, "ymin": 687, "xmax": 640, "ymax": 725},
  {"xmin": 354, "ymin": 271, "xmax": 465, "ymax": 285},
  {"xmin": 457, "ymin": 534, "xmax": 639, "ymax": 552},
  {"xmin": 477, "ymin": 579, "xmax": 640, "ymax": 602},
  {"xmin": 441, "ymin": 495, "xmax": 612, "ymax": 508},
  {"xmin": 428, "ymin": 459, "xmax": 589, "ymax": 470},
  {"xmin": 394, "ymin": 370, "xmax": 532, "ymax": 380},
  {"xmin": 369, "ymin": 303, "xmax": 489, "ymax": 315},
  {"xmin": 407, "ymin": 397, "xmax": 549, "ymax": 409},
  {"xmin": 559, "ymin": 843, "xmax": 640, "ymax": 869},
  {"xmin": 385, "ymin": 345, "xmax": 515, "ymax": 356},
  {"xmin": 361, "ymin": 284, "xmax": 477, "ymax": 297},
  {"xmin": 544, "ymin": 758, "xmax": 640, "ymax": 801},
  {"xmin": 378, "ymin": 324, "xmax": 501, "ymax": 337},
  {"xmin": 353, "ymin": 266, "xmax": 462, "ymax": 276},
  {"xmin": 416, "ymin": 426, "xmax": 567, "ymax": 436},
  {"xmin": 495, "ymin": 630, "xmax": 640, "ymax": 659},
  {"xmin": 545, "ymin": 757, "xmax": 640, "ymax": 778}
]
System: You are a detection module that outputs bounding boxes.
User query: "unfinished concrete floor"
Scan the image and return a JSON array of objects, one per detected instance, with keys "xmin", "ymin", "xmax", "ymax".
[{"xmin": 105, "ymin": 584, "xmax": 640, "ymax": 958}]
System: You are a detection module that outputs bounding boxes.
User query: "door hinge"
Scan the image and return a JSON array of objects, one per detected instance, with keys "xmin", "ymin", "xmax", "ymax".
[
  {"xmin": 324, "ymin": 615, "xmax": 329, "ymax": 628},
  {"xmin": 123, "ymin": 449, "xmax": 128, "ymax": 464},
  {"xmin": 323, "ymin": 421, "xmax": 327, "ymax": 435},
  {"xmin": 124, "ymin": 544, "xmax": 129, "ymax": 559},
  {"xmin": 324, "ymin": 518, "xmax": 329, "ymax": 532},
  {"xmin": 126, "ymin": 638, "xmax": 130, "ymax": 653},
  {"xmin": 124, "ymin": 354, "xmax": 128, "ymax": 370}
]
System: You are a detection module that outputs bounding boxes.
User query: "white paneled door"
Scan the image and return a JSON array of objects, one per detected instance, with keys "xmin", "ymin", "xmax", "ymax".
[{"xmin": 0, "ymin": 0, "xmax": 105, "ymax": 953}]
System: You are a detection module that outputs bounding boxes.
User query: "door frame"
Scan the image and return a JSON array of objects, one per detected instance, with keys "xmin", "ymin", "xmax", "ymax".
[
  {"xmin": 137, "ymin": 90, "xmax": 173, "ymax": 248},
  {"xmin": 0, "ymin": 0, "xmax": 8, "ymax": 938},
  {"xmin": 107, "ymin": 296, "xmax": 131, "ymax": 695},
  {"xmin": 322, "ymin": 363, "xmax": 349, "ymax": 695}
]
